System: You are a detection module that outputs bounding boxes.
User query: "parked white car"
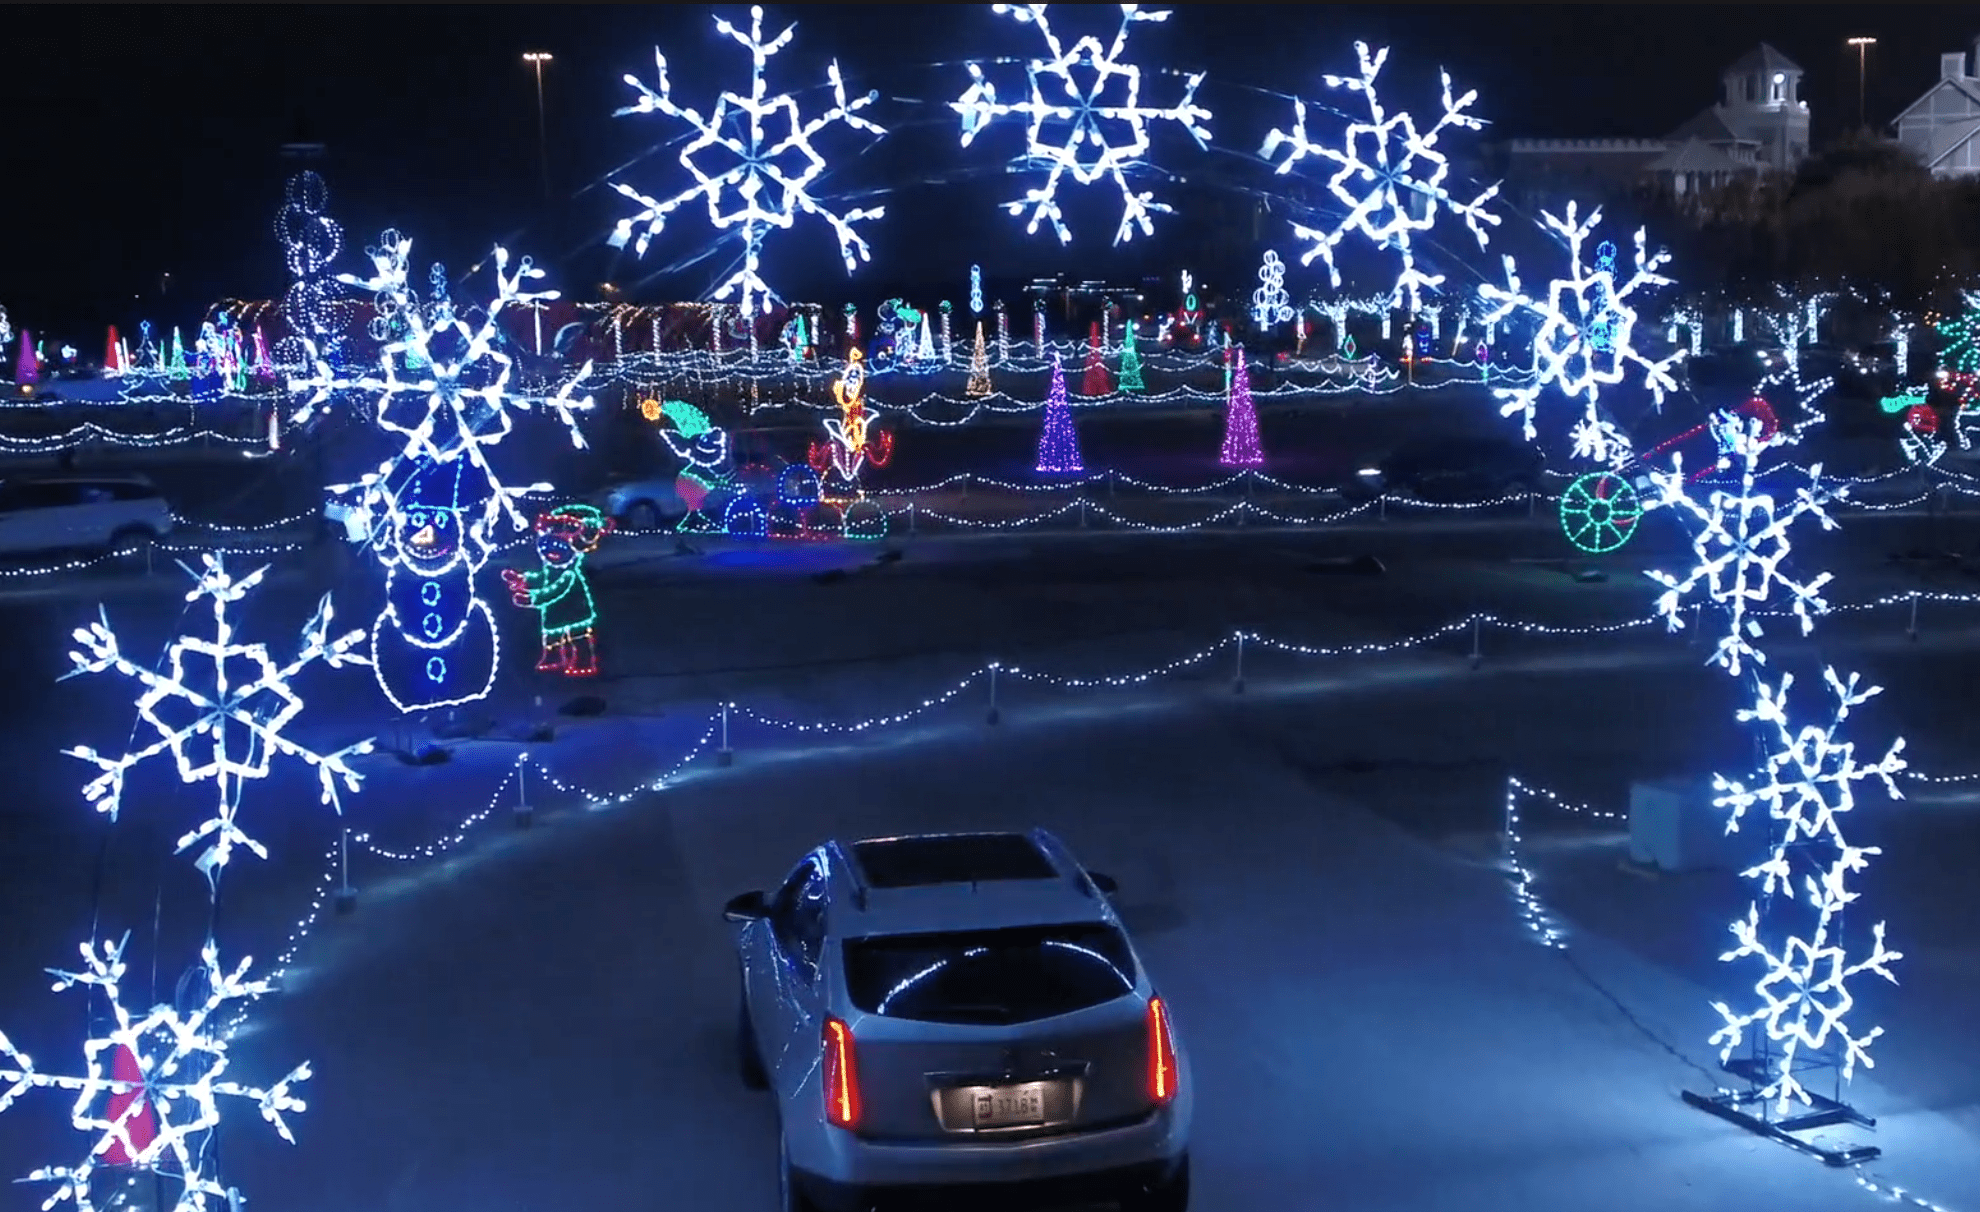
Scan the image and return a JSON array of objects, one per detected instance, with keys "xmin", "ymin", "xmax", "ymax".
[
  {"xmin": 724, "ymin": 829, "xmax": 1191, "ymax": 1212},
  {"xmin": 0, "ymin": 475, "xmax": 174, "ymax": 556}
]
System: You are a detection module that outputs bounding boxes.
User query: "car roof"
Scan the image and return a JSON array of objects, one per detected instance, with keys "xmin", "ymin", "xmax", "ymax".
[
  {"xmin": 822, "ymin": 829, "xmax": 1112, "ymax": 939},
  {"xmin": 2, "ymin": 474, "xmax": 157, "ymax": 488}
]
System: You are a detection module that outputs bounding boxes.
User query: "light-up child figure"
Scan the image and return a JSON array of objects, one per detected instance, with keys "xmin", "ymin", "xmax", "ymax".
[
  {"xmin": 504, "ymin": 504, "xmax": 614, "ymax": 676},
  {"xmin": 808, "ymin": 347, "xmax": 893, "ymax": 502},
  {"xmin": 371, "ymin": 456, "xmax": 499, "ymax": 712},
  {"xmin": 652, "ymin": 398, "xmax": 734, "ymax": 532}
]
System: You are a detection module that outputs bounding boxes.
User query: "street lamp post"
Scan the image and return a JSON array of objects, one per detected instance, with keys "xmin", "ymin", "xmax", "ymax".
[
  {"xmin": 1847, "ymin": 37, "xmax": 1876, "ymax": 132},
  {"xmin": 523, "ymin": 51, "xmax": 553, "ymax": 197}
]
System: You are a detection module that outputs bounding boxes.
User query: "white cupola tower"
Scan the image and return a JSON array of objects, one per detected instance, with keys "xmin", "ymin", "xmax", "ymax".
[{"xmin": 1717, "ymin": 43, "xmax": 1811, "ymax": 169}]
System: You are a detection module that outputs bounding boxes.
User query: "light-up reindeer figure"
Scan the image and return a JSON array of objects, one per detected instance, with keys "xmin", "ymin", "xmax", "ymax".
[
  {"xmin": 503, "ymin": 504, "xmax": 614, "ymax": 677},
  {"xmin": 652, "ymin": 398, "xmax": 734, "ymax": 532},
  {"xmin": 807, "ymin": 347, "xmax": 893, "ymax": 505}
]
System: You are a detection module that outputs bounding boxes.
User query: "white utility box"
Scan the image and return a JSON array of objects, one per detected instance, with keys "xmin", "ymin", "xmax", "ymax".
[{"xmin": 1629, "ymin": 778, "xmax": 1744, "ymax": 873}]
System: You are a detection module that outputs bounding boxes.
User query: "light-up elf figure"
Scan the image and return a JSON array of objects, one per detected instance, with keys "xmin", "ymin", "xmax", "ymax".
[
  {"xmin": 372, "ymin": 456, "xmax": 499, "ymax": 712},
  {"xmin": 652, "ymin": 398, "xmax": 735, "ymax": 531},
  {"xmin": 504, "ymin": 504, "xmax": 614, "ymax": 676}
]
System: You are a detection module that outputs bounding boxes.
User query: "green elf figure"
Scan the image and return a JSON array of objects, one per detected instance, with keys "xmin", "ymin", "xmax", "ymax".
[{"xmin": 502, "ymin": 503, "xmax": 614, "ymax": 677}]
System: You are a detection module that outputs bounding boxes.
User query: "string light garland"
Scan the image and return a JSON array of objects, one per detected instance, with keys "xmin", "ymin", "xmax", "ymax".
[
  {"xmin": 60, "ymin": 552, "xmax": 373, "ymax": 883},
  {"xmin": 503, "ymin": 505, "xmax": 614, "ymax": 678},
  {"xmin": 1478, "ymin": 201, "xmax": 1680, "ymax": 460},
  {"xmin": 609, "ymin": 4, "xmax": 886, "ymax": 315},
  {"xmin": 0, "ymin": 934, "xmax": 310, "ymax": 1212},
  {"xmin": 1260, "ymin": 41, "xmax": 1500, "ymax": 314},
  {"xmin": 952, "ymin": 3, "xmax": 1211, "ymax": 245}
]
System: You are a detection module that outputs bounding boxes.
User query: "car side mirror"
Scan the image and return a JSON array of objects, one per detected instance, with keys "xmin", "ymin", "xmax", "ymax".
[
  {"xmin": 723, "ymin": 890, "xmax": 769, "ymax": 922},
  {"xmin": 1088, "ymin": 871, "xmax": 1119, "ymax": 896}
]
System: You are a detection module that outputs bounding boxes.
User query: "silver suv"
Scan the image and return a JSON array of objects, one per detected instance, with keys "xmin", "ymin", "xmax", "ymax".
[{"xmin": 723, "ymin": 829, "xmax": 1192, "ymax": 1212}]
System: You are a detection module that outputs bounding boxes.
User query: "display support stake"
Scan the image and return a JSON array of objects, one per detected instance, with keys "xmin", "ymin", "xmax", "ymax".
[
  {"xmin": 1232, "ymin": 631, "xmax": 1246, "ymax": 694},
  {"xmin": 1469, "ymin": 616, "xmax": 1483, "ymax": 670},
  {"xmin": 334, "ymin": 827, "xmax": 356, "ymax": 914},
  {"xmin": 986, "ymin": 663, "xmax": 1002, "ymax": 725},
  {"xmin": 717, "ymin": 701, "xmax": 735, "ymax": 766},
  {"xmin": 1907, "ymin": 592, "xmax": 1920, "ymax": 642},
  {"xmin": 514, "ymin": 759, "xmax": 533, "ymax": 828}
]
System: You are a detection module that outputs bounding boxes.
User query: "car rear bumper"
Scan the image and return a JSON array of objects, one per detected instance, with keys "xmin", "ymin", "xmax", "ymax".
[
  {"xmin": 795, "ymin": 1101, "xmax": 1188, "ymax": 1209},
  {"xmin": 796, "ymin": 1152, "xmax": 1184, "ymax": 1212}
]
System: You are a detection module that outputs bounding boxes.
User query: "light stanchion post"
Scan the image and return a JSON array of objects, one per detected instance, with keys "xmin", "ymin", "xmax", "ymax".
[
  {"xmin": 1908, "ymin": 592, "xmax": 1920, "ymax": 642},
  {"xmin": 1232, "ymin": 631, "xmax": 1246, "ymax": 694},
  {"xmin": 334, "ymin": 827, "xmax": 356, "ymax": 914},
  {"xmin": 1469, "ymin": 615, "xmax": 1483, "ymax": 670},
  {"xmin": 514, "ymin": 758, "xmax": 533, "ymax": 828},
  {"xmin": 986, "ymin": 662, "xmax": 1001, "ymax": 725},
  {"xmin": 717, "ymin": 701, "xmax": 735, "ymax": 765}
]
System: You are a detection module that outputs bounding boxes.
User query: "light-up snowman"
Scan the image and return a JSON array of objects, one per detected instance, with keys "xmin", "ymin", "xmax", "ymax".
[{"xmin": 371, "ymin": 456, "xmax": 499, "ymax": 712}]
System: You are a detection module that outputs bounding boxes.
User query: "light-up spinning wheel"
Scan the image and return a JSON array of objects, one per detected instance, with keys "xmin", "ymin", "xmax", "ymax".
[{"xmin": 1559, "ymin": 471, "xmax": 1642, "ymax": 553}]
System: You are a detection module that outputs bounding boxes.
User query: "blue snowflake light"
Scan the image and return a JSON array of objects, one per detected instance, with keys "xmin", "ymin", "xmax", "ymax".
[
  {"xmin": 1260, "ymin": 41, "xmax": 1500, "ymax": 313},
  {"xmin": 953, "ymin": 3, "xmax": 1211, "ymax": 245},
  {"xmin": 610, "ymin": 4, "xmax": 887, "ymax": 315},
  {"xmin": 1708, "ymin": 667, "xmax": 1906, "ymax": 1114},
  {"xmin": 1478, "ymin": 201, "xmax": 1681, "ymax": 461}
]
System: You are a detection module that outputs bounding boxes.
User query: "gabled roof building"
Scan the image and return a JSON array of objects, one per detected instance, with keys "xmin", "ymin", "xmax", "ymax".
[{"xmin": 1892, "ymin": 38, "xmax": 1980, "ymax": 178}]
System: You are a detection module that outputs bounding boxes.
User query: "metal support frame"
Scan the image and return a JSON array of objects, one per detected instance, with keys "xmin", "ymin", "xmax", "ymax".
[{"xmin": 1682, "ymin": 1055, "xmax": 1881, "ymax": 1167}]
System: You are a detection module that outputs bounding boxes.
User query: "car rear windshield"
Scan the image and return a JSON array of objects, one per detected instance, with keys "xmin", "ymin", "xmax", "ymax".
[{"xmin": 843, "ymin": 922, "xmax": 1137, "ymax": 1025}]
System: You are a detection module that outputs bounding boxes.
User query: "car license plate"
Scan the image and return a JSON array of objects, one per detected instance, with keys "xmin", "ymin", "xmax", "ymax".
[{"xmin": 973, "ymin": 1082, "xmax": 1047, "ymax": 1128}]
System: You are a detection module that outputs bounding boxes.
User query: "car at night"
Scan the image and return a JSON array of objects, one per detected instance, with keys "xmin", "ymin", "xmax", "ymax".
[
  {"xmin": 722, "ymin": 829, "xmax": 1191, "ymax": 1212},
  {"xmin": 1348, "ymin": 433, "xmax": 1548, "ymax": 503},
  {"xmin": 0, "ymin": 474, "xmax": 173, "ymax": 555}
]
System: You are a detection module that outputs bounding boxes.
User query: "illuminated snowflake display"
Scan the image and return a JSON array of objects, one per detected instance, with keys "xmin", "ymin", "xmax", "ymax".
[
  {"xmin": 953, "ymin": 3, "xmax": 1211, "ymax": 245},
  {"xmin": 0, "ymin": 934, "xmax": 310, "ymax": 1211},
  {"xmin": 1478, "ymin": 202, "xmax": 1681, "ymax": 455},
  {"xmin": 1706, "ymin": 667, "xmax": 1907, "ymax": 1114},
  {"xmin": 1644, "ymin": 420, "xmax": 1839, "ymax": 677},
  {"xmin": 1569, "ymin": 414, "xmax": 1632, "ymax": 466},
  {"xmin": 1259, "ymin": 41, "xmax": 1500, "ymax": 313},
  {"xmin": 290, "ymin": 232, "xmax": 593, "ymax": 535},
  {"xmin": 61, "ymin": 554, "xmax": 373, "ymax": 882},
  {"xmin": 610, "ymin": 4, "xmax": 887, "ymax": 315}
]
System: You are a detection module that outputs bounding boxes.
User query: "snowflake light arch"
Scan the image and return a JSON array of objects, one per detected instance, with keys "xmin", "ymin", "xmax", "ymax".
[
  {"xmin": 1259, "ymin": 41, "xmax": 1501, "ymax": 314},
  {"xmin": 1478, "ymin": 201, "xmax": 1681, "ymax": 463},
  {"xmin": 1643, "ymin": 419, "xmax": 1839, "ymax": 678},
  {"xmin": 610, "ymin": 5, "xmax": 887, "ymax": 316},
  {"xmin": 953, "ymin": 3, "xmax": 1211, "ymax": 246},
  {"xmin": 61, "ymin": 554, "xmax": 374, "ymax": 882},
  {"xmin": 1706, "ymin": 667, "xmax": 1907, "ymax": 1114},
  {"xmin": 0, "ymin": 934, "xmax": 310, "ymax": 1211}
]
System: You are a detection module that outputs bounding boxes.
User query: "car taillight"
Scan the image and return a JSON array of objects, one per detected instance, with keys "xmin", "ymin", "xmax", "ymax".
[
  {"xmin": 822, "ymin": 1017, "xmax": 861, "ymax": 1130},
  {"xmin": 1146, "ymin": 995, "xmax": 1179, "ymax": 1106}
]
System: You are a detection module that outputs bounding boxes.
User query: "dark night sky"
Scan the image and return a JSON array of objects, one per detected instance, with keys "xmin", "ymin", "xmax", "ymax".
[{"xmin": 2, "ymin": 5, "xmax": 1972, "ymax": 337}]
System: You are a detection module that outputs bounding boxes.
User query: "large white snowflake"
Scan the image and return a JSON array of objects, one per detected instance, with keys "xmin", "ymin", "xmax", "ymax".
[
  {"xmin": 61, "ymin": 554, "xmax": 374, "ymax": 882},
  {"xmin": 953, "ymin": 3, "xmax": 1211, "ymax": 246},
  {"xmin": 289, "ymin": 231, "xmax": 594, "ymax": 538},
  {"xmin": 1259, "ymin": 41, "xmax": 1500, "ymax": 314},
  {"xmin": 1644, "ymin": 419, "xmax": 1840, "ymax": 677},
  {"xmin": 0, "ymin": 933, "xmax": 309, "ymax": 1211},
  {"xmin": 1479, "ymin": 202, "xmax": 1682, "ymax": 457},
  {"xmin": 1707, "ymin": 667, "xmax": 1907, "ymax": 1114},
  {"xmin": 610, "ymin": 5, "xmax": 886, "ymax": 315}
]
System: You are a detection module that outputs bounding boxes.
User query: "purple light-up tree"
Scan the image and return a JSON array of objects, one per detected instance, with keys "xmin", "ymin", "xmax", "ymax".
[
  {"xmin": 1219, "ymin": 347, "xmax": 1264, "ymax": 467},
  {"xmin": 1035, "ymin": 356, "xmax": 1084, "ymax": 474}
]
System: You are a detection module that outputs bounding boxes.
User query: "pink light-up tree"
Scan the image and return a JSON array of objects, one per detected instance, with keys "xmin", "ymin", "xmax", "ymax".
[
  {"xmin": 15, "ymin": 329, "xmax": 39, "ymax": 385},
  {"xmin": 1036, "ymin": 356, "xmax": 1084, "ymax": 474},
  {"xmin": 1219, "ymin": 347, "xmax": 1264, "ymax": 467}
]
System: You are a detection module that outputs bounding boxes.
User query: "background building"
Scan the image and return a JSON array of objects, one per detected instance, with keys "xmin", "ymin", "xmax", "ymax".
[{"xmin": 1892, "ymin": 37, "xmax": 1980, "ymax": 178}]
